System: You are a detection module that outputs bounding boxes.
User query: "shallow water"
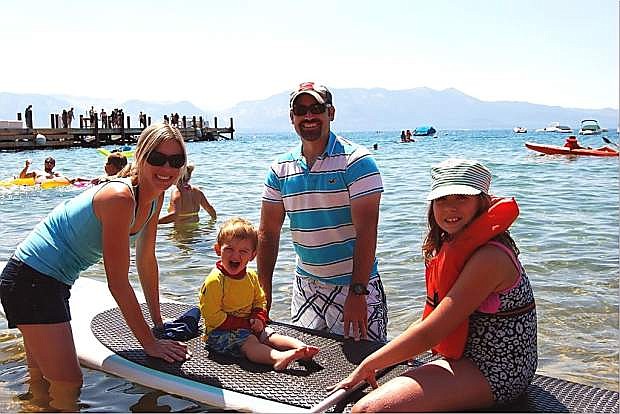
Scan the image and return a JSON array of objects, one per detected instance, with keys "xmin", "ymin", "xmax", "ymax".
[{"xmin": 0, "ymin": 129, "xmax": 618, "ymax": 411}]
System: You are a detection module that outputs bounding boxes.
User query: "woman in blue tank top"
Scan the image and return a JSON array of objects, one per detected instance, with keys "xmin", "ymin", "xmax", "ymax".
[{"xmin": 0, "ymin": 123, "xmax": 190, "ymax": 410}]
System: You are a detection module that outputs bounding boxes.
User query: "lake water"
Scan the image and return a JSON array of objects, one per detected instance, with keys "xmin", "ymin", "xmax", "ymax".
[{"xmin": 0, "ymin": 129, "xmax": 618, "ymax": 411}]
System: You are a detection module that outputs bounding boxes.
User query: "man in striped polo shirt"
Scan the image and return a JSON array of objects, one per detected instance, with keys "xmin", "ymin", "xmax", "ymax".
[{"xmin": 257, "ymin": 82, "xmax": 388, "ymax": 342}]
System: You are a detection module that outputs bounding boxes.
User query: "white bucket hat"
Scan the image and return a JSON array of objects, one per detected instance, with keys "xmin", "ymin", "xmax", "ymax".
[{"xmin": 427, "ymin": 158, "xmax": 492, "ymax": 201}]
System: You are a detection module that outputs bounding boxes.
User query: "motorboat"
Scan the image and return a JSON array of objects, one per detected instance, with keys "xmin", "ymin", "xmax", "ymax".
[
  {"xmin": 535, "ymin": 122, "xmax": 573, "ymax": 133},
  {"xmin": 578, "ymin": 119, "xmax": 606, "ymax": 135},
  {"xmin": 413, "ymin": 125, "xmax": 437, "ymax": 136},
  {"xmin": 513, "ymin": 126, "xmax": 527, "ymax": 133}
]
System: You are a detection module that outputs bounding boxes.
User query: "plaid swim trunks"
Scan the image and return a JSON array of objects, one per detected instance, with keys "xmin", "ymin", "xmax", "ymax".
[
  {"xmin": 291, "ymin": 274, "xmax": 389, "ymax": 342},
  {"xmin": 207, "ymin": 328, "xmax": 252, "ymax": 357}
]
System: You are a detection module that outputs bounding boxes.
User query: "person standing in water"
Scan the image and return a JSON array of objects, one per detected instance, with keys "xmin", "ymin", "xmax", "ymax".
[
  {"xmin": 0, "ymin": 123, "xmax": 190, "ymax": 411},
  {"xmin": 257, "ymin": 82, "xmax": 388, "ymax": 342},
  {"xmin": 158, "ymin": 162, "xmax": 217, "ymax": 225}
]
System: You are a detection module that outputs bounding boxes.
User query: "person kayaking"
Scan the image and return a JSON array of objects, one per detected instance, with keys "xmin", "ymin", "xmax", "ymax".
[{"xmin": 563, "ymin": 135, "xmax": 585, "ymax": 150}]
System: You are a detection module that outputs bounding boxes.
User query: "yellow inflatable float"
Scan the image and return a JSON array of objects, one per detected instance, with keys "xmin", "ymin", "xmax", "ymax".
[
  {"xmin": 97, "ymin": 148, "xmax": 134, "ymax": 158},
  {"xmin": 0, "ymin": 176, "xmax": 72, "ymax": 189},
  {"xmin": 0, "ymin": 177, "xmax": 36, "ymax": 187}
]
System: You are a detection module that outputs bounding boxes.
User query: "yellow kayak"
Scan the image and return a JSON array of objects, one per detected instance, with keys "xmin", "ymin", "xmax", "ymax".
[{"xmin": 97, "ymin": 148, "xmax": 134, "ymax": 158}]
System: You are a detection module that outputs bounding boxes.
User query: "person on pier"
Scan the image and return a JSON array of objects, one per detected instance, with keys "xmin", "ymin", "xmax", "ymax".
[
  {"xmin": 61, "ymin": 110, "xmax": 68, "ymax": 128},
  {"xmin": 67, "ymin": 107, "xmax": 75, "ymax": 128},
  {"xmin": 24, "ymin": 105, "xmax": 33, "ymax": 129}
]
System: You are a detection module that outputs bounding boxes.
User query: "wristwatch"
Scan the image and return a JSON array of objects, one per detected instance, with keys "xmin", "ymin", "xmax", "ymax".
[{"xmin": 350, "ymin": 282, "xmax": 370, "ymax": 296}]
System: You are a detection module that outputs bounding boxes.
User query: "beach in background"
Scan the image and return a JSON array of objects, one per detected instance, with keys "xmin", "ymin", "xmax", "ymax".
[{"xmin": 0, "ymin": 129, "xmax": 618, "ymax": 411}]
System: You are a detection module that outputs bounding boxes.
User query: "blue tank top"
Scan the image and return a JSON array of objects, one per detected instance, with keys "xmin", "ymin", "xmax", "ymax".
[{"xmin": 14, "ymin": 179, "xmax": 157, "ymax": 286}]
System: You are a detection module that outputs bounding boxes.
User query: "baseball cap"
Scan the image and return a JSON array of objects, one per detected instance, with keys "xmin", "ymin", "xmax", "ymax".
[
  {"xmin": 427, "ymin": 158, "xmax": 491, "ymax": 201},
  {"xmin": 289, "ymin": 82, "xmax": 333, "ymax": 108}
]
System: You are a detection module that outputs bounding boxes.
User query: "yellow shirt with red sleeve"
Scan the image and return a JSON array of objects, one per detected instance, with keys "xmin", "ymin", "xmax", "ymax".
[{"xmin": 198, "ymin": 261, "xmax": 268, "ymax": 336}]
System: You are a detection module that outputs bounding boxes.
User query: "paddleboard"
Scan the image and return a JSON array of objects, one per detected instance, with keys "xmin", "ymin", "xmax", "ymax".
[
  {"xmin": 0, "ymin": 271, "xmax": 374, "ymax": 412},
  {"xmin": 2, "ymin": 265, "xmax": 618, "ymax": 413}
]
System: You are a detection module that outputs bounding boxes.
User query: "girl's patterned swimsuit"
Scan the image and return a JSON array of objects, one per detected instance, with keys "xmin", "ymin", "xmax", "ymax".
[{"xmin": 463, "ymin": 244, "xmax": 537, "ymax": 404}]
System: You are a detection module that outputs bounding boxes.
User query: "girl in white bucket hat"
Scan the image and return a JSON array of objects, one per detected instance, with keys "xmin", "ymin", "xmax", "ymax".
[{"xmin": 331, "ymin": 158, "xmax": 537, "ymax": 412}]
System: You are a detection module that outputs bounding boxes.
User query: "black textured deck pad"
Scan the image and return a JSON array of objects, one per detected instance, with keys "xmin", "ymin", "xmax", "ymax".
[
  {"xmin": 91, "ymin": 302, "xmax": 392, "ymax": 410},
  {"xmin": 92, "ymin": 303, "xmax": 619, "ymax": 412}
]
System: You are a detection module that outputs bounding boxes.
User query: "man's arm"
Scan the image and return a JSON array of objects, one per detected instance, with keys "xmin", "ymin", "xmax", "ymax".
[
  {"xmin": 344, "ymin": 191, "xmax": 381, "ymax": 340},
  {"xmin": 256, "ymin": 200, "xmax": 285, "ymax": 313},
  {"xmin": 19, "ymin": 159, "xmax": 34, "ymax": 178}
]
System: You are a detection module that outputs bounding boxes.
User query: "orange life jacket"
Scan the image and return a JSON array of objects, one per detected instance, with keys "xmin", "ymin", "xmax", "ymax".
[{"xmin": 422, "ymin": 197, "xmax": 519, "ymax": 359}]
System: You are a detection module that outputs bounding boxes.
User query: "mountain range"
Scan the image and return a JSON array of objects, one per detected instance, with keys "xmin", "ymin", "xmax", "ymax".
[{"xmin": 1, "ymin": 88, "xmax": 617, "ymax": 132}]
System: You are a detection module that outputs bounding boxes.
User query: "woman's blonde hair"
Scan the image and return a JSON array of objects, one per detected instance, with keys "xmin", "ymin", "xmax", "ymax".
[
  {"xmin": 216, "ymin": 217, "xmax": 258, "ymax": 249},
  {"xmin": 117, "ymin": 123, "xmax": 187, "ymax": 183}
]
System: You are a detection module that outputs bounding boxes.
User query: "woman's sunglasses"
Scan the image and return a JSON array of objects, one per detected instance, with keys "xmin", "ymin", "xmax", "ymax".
[
  {"xmin": 146, "ymin": 150, "xmax": 186, "ymax": 168},
  {"xmin": 291, "ymin": 103, "xmax": 330, "ymax": 116}
]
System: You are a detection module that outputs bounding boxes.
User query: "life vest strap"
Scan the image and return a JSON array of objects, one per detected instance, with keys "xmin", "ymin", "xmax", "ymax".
[
  {"xmin": 425, "ymin": 292, "xmax": 440, "ymax": 308},
  {"xmin": 474, "ymin": 301, "xmax": 535, "ymax": 318}
]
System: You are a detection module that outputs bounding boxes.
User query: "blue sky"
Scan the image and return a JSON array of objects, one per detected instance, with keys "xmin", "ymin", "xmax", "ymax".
[{"xmin": 1, "ymin": 0, "xmax": 617, "ymax": 110}]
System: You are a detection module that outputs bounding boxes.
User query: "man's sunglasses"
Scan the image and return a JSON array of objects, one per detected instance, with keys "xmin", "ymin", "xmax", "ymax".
[
  {"xmin": 146, "ymin": 150, "xmax": 186, "ymax": 168},
  {"xmin": 291, "ymin": 103, "xmax": 330, "ymax": 116}
]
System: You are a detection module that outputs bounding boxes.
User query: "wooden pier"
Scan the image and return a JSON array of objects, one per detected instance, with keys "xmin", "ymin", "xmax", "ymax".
[{"xmin": 0, "ymin": 114, "xmax": 235, "ymax": 151}]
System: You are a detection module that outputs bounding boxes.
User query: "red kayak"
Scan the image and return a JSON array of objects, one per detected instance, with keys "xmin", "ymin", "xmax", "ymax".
[{"xmin": 525, "ymin": 142, "xmax": 619, "ymax": 157}]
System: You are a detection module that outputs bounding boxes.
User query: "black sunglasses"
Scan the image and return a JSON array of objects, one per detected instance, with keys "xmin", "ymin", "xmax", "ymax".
[
  {"xmin": 292, "ymin": 103, "xmax": 330, "ymax": 116},
  {"xmin": 146, "ymin": 150, "xmax": 186, "ymax": 168}
]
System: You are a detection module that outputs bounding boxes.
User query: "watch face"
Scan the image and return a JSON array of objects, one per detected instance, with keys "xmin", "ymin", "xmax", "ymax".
[{"xmin": 352, "ymin": 283, "xmax": 369, "ymax": 295}]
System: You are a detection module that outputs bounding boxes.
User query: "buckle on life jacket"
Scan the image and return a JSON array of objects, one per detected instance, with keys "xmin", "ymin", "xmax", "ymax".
[{"xmin": 426, "ymin": 291, "xmax": 440, "ymax": 308}]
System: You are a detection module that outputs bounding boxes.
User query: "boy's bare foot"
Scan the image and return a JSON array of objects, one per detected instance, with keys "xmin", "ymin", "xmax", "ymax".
[
  {"xmin": 273, "ymin": 346, "xmax": 320, "ymax": 370},
  {"xmin": 301, "ymin": 345, "xmax": 319, "ymax": 360},
  {"xmin": 273, "ymin": 348, "xmax": 306, "ymax": 371}
]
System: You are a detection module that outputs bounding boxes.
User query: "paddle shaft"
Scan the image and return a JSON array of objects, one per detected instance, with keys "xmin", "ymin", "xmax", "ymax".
[
  {"xmin": 602, "ymin": 137, "xmax": 619, "ymax": 147},
  {"xmin": 309, "ymin": 382, "xmax": 368, "ymax": 413}
]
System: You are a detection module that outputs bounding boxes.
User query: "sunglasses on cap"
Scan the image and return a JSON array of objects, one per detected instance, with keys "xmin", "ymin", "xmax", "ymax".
[
  {"xmin": 291, "ymin": 103, "xmax": 331, "ymax": 116},
  {"xmin": 146, "ymin": 150, "xmax": 186, "ymax": 168}
]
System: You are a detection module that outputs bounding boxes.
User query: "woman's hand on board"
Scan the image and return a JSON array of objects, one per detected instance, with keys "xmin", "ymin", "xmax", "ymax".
[{"xmin": 143, "ymin": 338, "xmax": 190, "ymax": 363}]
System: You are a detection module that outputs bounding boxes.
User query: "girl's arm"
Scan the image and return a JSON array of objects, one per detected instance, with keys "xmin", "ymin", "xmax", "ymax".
[
  {"xmin": 331, "ymin": 244, "xmax": 517, "ymax": 390},
  {"xmin": 198, "ymin": 189, "xmax": 217, "ymax": 220}
]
